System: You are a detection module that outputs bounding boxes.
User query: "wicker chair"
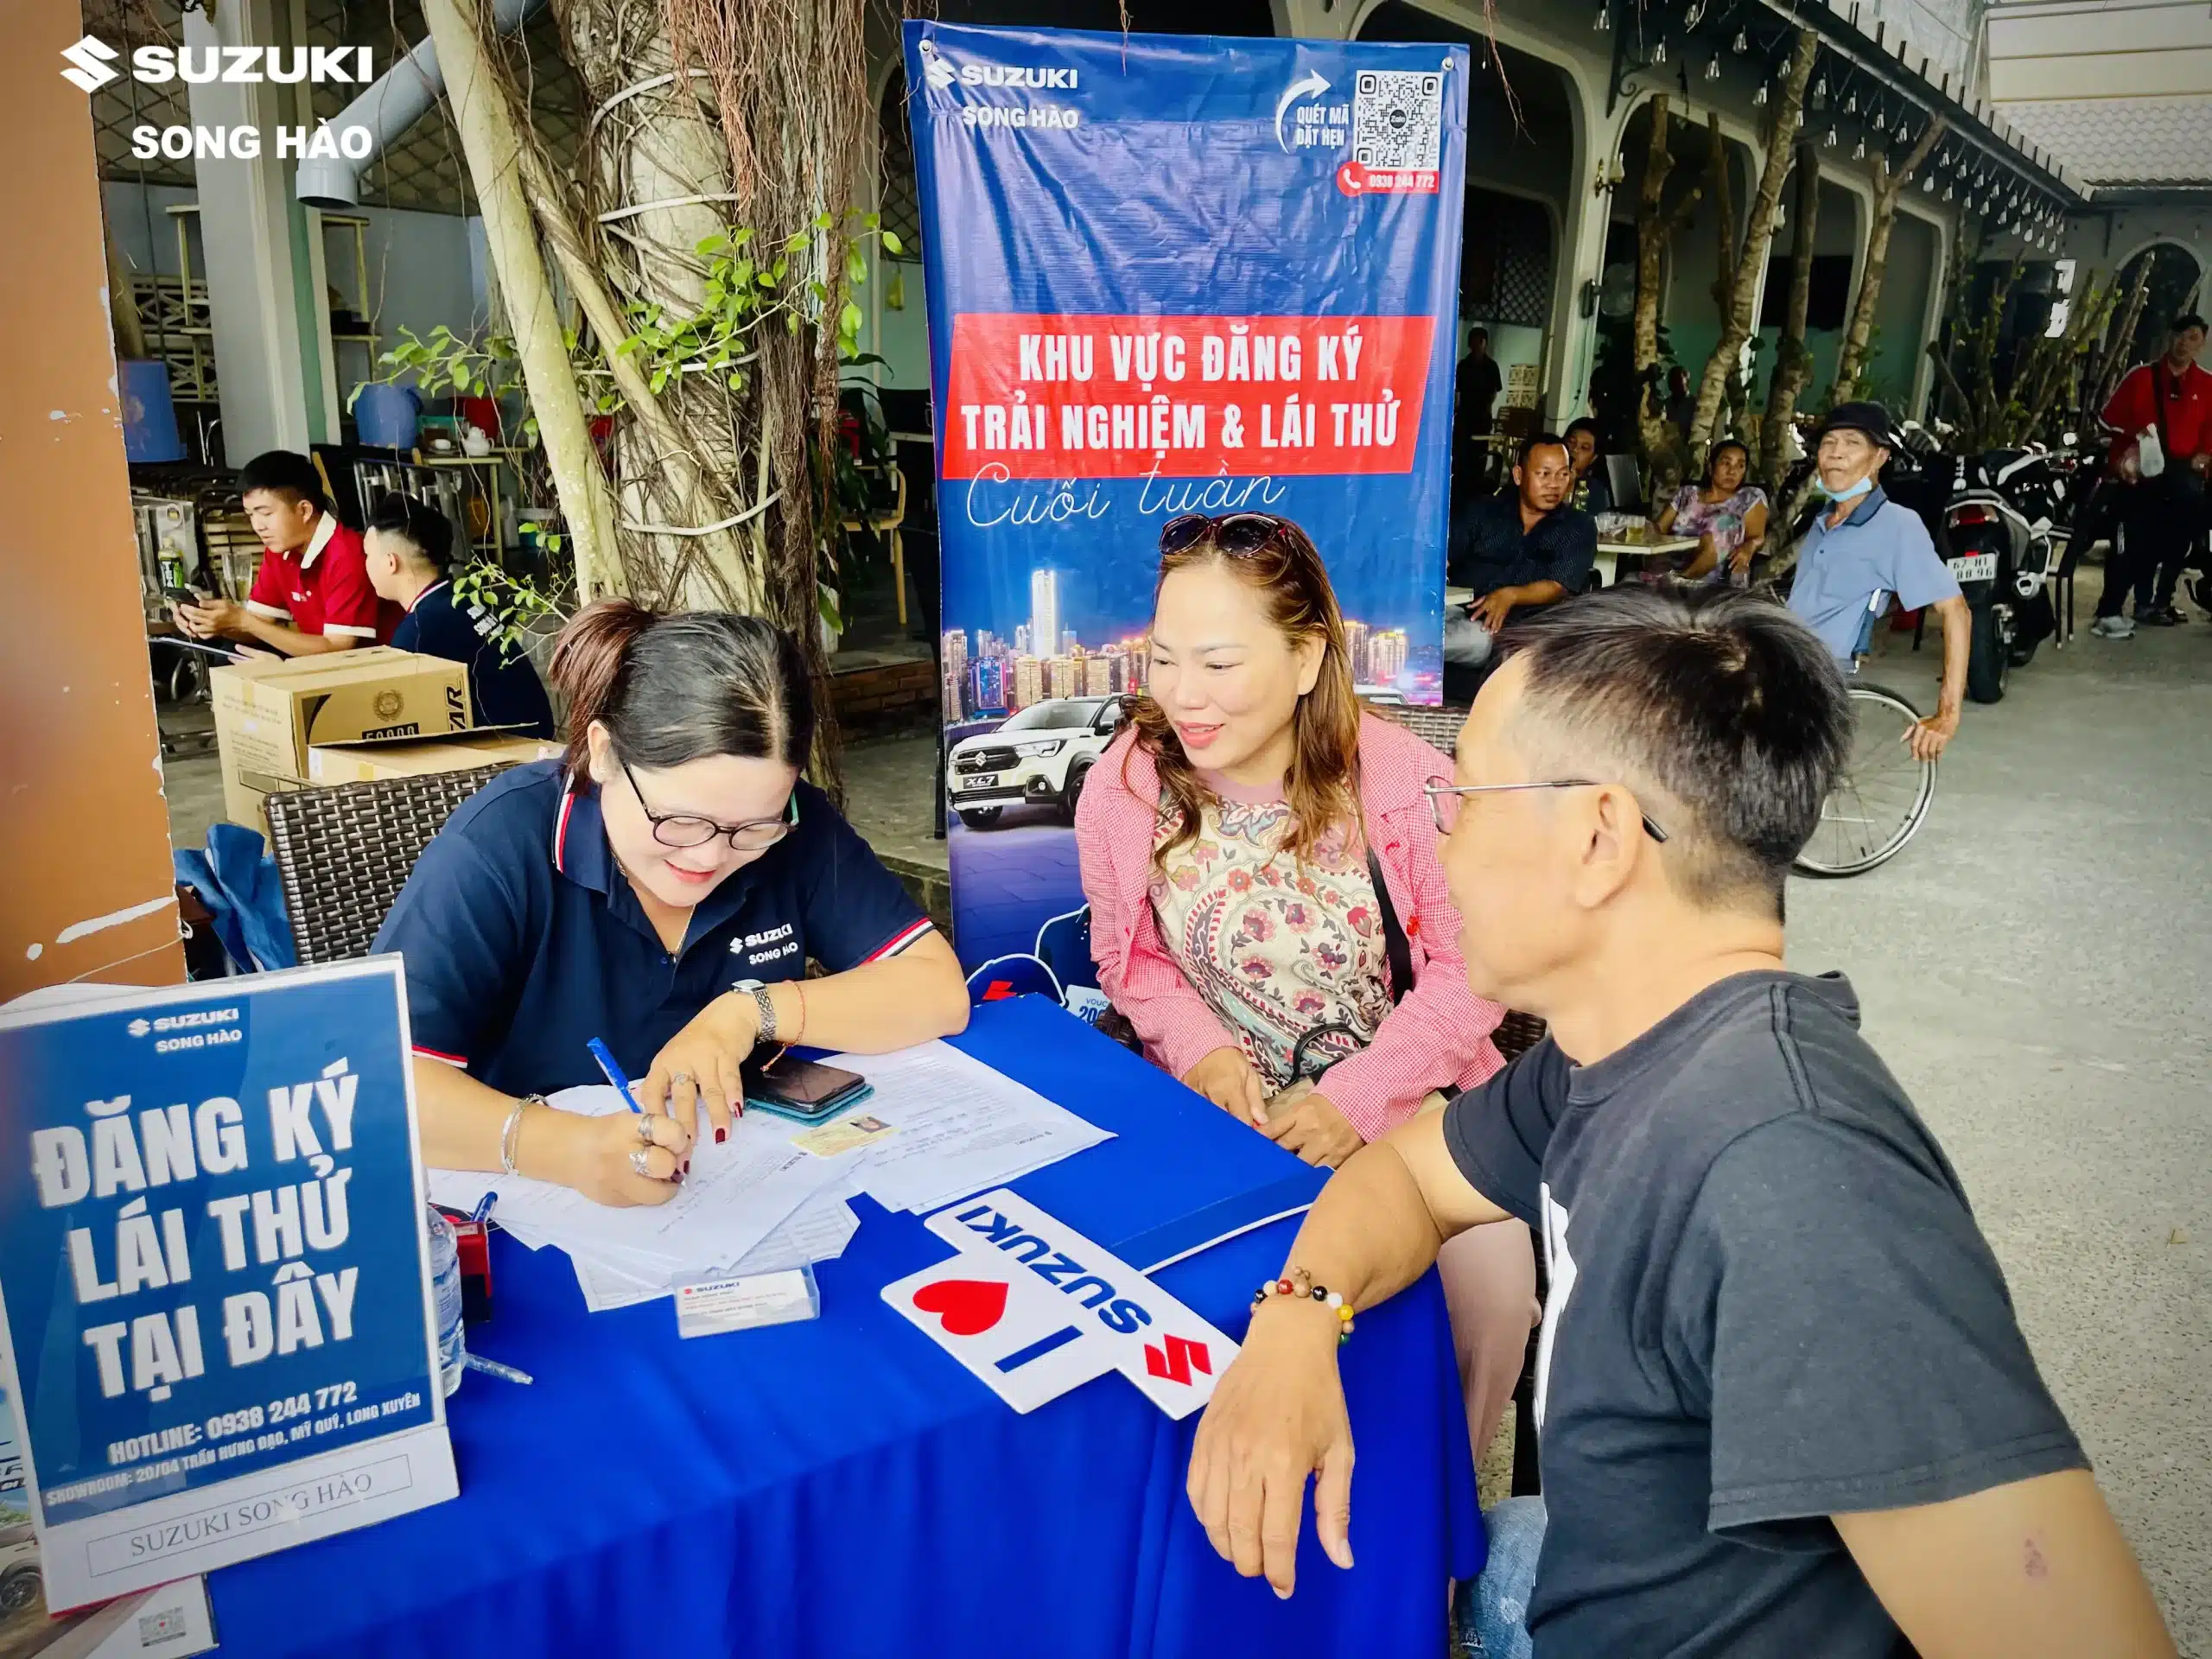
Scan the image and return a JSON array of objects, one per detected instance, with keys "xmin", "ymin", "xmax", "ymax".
[{"xmin": 264, "ymin": 764, "xmax": 516, "ymax": 965}]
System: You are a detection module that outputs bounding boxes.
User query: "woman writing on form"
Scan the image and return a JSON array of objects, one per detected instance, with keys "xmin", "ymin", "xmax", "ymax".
[
  {"xmin": 374, "ymin": 601, "xmax": 969, "ymax": 1206},
  {"xmin": 1074, "ymin": 514, "xmax": 1535, "ymax": 1463}
]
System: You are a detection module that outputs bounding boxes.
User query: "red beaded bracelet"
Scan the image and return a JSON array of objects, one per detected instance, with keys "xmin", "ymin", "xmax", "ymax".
[{"xmin": 1251, "ymin": 1268, "xmax": 1354, "ymax": 1343}]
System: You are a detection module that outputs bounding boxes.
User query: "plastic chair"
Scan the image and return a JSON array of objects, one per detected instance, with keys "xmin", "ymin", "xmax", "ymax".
[{"xmin": 263, "ymin": 764, "xmax": 515, "ymax": 964}]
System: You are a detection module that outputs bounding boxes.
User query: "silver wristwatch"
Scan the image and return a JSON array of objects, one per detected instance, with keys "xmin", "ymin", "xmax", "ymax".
[{"xmin": 748, "ymin": 984, "xmax": 779, "ymax": 1043}]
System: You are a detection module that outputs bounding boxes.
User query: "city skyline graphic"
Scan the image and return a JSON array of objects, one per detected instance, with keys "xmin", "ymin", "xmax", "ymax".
[{"xmin": 942, "ymin": 566, "xmax": 1428, "ymax": 721}]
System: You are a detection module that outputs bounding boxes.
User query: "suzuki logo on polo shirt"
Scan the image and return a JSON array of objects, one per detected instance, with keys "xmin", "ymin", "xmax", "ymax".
[{"xmin": 733, "ymin": 923, "xmax": 798, "ymax": 969}]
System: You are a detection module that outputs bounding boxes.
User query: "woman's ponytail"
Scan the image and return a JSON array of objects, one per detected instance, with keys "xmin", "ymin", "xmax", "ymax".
[{"xmin": 550, "ymin": 599, "xmax": 658, "ymax": 780}]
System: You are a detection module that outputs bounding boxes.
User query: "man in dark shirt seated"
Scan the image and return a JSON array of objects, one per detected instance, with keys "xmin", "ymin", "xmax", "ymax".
[
  {"xmin": 364, "ymin": 492, "xmax": 556, "ymax": 739},
  {"xmin": 1444, "ymin": 432, "xmax": 1596, "ymax": 680},
  {"xmin": 1185, "ymin": 587, "xmax": 2175, "ymax": 1659}
]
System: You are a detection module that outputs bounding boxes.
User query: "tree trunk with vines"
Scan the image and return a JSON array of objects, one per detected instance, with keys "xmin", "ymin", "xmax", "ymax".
[
  {"xmin": 1827, "ymin": 118, "xmax": 1945, "ymax": 406},
  {"xmin": 1633, "ymin": 96, "xmax": 1700, "ymax": 495},
  {"xmin": 1687, "ymin": 29, "xmax": 1818, "ymax": 460},
  {"xmin": 1756, "ymin": 143, "xmax": 1821, "ymax": 494}
]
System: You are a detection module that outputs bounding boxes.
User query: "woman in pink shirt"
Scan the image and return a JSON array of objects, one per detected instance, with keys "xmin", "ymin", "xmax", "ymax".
[{"xmin": 1074, "ymin": 512, "xmax": 1536, "ymax": 1462}]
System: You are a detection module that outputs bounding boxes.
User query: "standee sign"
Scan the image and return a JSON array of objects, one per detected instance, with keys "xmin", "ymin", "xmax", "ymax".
[
  {"xmin": 903, "ymin": 22, "xmax": 1469, "ymax": 982},
  {"xmin": 0, "ymin": 961, "xmax": 457, "ymax": 1609}
]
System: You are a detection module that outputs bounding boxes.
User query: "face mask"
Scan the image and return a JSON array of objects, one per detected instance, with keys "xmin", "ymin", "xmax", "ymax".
[{"xmin": 1825, "ymin": 474, "xmax": 1875, "ymax": 503}]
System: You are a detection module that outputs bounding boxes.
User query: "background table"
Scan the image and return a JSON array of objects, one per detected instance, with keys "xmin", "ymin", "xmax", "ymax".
[
  {"xmin": 207, "ymin": 998, "xmax": 1482, "ymax": 1656},
  {"xmin": 1596, "ymin": 534, "xmax": 1698, "ymax": 587}
]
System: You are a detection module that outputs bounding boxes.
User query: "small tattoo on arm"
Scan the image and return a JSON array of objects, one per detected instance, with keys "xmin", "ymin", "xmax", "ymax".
[{"xmin": 2024, "ymin": 1538, "xmax": 2050, "ymax": 1580}]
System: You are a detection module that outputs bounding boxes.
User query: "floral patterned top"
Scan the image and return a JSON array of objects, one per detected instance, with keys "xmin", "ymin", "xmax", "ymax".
[
  {"xmin": 1668, "ymin": 482, "xmax": 1769, "ymax": 558},
  {"xmin": 1147, "ymin": 773, "xmax": 1387, "ymax": 1088}
]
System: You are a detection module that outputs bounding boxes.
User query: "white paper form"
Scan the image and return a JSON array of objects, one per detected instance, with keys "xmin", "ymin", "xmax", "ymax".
[
  {"xmin": 428, "ymin": 1086, "xmax": 847, "ymax": 1279},
  {"xmin": 823, "ymin": 1041, "xmax": 1114, "ymax": 1213}
]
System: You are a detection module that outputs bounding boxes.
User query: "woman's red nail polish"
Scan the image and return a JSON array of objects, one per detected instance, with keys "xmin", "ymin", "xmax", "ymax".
[{"xmin": 716, "ymin": 1127, "xmax": 728, "ymax": 1144}]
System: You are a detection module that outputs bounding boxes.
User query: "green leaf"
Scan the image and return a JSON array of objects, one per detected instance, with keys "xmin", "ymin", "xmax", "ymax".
[
  {"xmin": 812, "ymin": 211, "xmax": 834, "ymax": 230},
  {"xmin": 846, "ymin": 246, "xmax": 868, "ymax": 286},
  {"xmin": 880, "ymin": 230, "xmax": 904, "ymax": 257},
  {"xmin": 696, "ymin": 232, "xmax": 728, "ymax": 256},
  {"xmin": 840, "ymin": 300, "xmax": 863, "ymax": 339}
]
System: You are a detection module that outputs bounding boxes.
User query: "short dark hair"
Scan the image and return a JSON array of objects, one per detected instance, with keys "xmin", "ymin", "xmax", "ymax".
[
  {"xmin": 1563, "ymin": 417, "xmax": 1601, "ymax": 446},
  {"xmin": 1468, "ymin": 324, "xmax": 1490, "ymax": 340},
  {"xmin": 1516, "ymin": 431, "xmax": 1569, "ymax": 471},
  {"xmin": 1497, "ymin": 587, "xmax": 1851, "ymax": 914},
  {"xmin": 549, "ymin": 601, "xmax": 816, "ymax": 785},
  {"xmin": 2173, "ymin": 312, "xmax": 2208, "ymax": 335},
  {"xmin": 237, "ymin": 450, "xmax": 325, "ymax": 513},
  {"xmin": 366, "ymin": 492, "xmax": 454, "ymax": 570}
]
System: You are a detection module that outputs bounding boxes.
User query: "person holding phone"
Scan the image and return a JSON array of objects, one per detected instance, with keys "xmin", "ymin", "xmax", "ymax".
[
  {"xmin": 372, "ymin": 600, "xmax": 969, "ymax": 1206},
  {"xmin": 1073, "ymin": 512, "xmax": 1535, "ymax": 1468},
  {"xmin": 172, "ymin": 450, "xmax": 396, "ymax": 655}
]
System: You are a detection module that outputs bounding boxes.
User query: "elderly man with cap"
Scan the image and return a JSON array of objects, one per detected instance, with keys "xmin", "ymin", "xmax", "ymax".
[{"xmin": 1784, "ymin": 402, "xmax": 1967, "ymax": 761}]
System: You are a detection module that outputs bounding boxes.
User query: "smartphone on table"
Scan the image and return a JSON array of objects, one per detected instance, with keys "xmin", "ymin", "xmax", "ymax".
[{"xmin": 741, "ymin": 1045, "xmax": 872, "ymax": 1123}]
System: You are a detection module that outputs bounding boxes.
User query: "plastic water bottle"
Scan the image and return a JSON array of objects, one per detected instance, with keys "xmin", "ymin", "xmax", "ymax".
[{"xmin": 426, "ymin": 1205, "xmax": 467, "ymax": 1396}]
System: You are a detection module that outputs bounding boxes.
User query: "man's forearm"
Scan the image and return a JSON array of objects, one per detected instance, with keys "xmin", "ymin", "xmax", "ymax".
[
  {"xmin": 1521, "ymin": 580, "xmax": 1567, "ymax": 607},
  {"xmin": 1269, "ymin": 1119, "xmax": 1511, "ymax": 1312},
  {"xmin": 239, "ymin": 613, "xmax": 349, "ymax": 656},
  {"xmin": 1935, "ymin": 596, "xmax": 1970, "ymax": 715}
]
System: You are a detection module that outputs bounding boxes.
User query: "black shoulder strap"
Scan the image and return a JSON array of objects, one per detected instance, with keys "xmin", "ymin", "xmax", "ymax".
[{"xmin": 1366, "ymin": 845, "xmax": 1414, "ymax": 1007}]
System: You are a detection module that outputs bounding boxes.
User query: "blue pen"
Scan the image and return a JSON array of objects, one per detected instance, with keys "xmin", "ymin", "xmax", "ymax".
[
  {"xmin": 586, "ymin": 1037, "xmax": 643, "ymax": 1113},
  {"xmin": 470, "ymin": 1191, "xmax": 498, "ymax": 1225},
  {"xmin": 464, "ymin": 1352, "xmax": 534, "ymax": 1386}
]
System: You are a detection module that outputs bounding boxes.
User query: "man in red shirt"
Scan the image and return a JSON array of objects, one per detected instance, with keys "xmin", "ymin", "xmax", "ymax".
[
  {"xmin": 173, "ymin": 450, "xmax": 398, "ymax": 655},
  {"xmin": 2093, "ymin": 312, "xmax": 2209, "ymax": 637}
]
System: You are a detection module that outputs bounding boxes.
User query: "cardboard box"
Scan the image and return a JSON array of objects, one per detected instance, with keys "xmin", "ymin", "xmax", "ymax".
[
  {"xmin": 307, "ymin": 729, "xmax": 565, "ymax": 784},
  {"xmin": 212, "ymin": 647, "xmax": 472, "ymax": 828}
]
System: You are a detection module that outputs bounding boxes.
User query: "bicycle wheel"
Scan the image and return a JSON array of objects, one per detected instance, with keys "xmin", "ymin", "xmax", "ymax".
[{"xmin": 1792, "ymin": 685, "xmax": 1936, "ymax": 877}]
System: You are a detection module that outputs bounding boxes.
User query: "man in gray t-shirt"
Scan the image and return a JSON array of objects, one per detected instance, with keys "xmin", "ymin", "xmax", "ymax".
[{"xmin": 1184, "ymin": 588, "xmax": 2173, "ymax": 1656}]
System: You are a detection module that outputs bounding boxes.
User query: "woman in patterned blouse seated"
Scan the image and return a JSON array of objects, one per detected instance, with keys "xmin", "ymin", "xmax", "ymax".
[
  {"xmin": 1073, "ymin": 512, "xmax": 1534, "ymax": 1463},
  {"xmin": 1655, "ymin": 437, "xmax": 1770, "ymax": 583}
]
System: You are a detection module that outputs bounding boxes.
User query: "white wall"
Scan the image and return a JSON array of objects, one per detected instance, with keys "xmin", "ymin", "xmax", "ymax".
[{"xmin": 105, "ymin": 181, "xmax": 486, "ymax": 402}]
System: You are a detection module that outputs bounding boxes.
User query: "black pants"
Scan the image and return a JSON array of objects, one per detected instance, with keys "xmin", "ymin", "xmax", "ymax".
[{"xmin": 2098, "ymin": 474, "xmax": 2206, "ymax": 618}]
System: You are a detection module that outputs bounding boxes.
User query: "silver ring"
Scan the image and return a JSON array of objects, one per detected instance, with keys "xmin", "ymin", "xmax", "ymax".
[
  {"xmin": 634, "ymin": 1114, "xmax": 658, "ymax": 1145},
  {"xmin": 629, "ymin": 1147, "xmax": 652, "ymax": 1178}
]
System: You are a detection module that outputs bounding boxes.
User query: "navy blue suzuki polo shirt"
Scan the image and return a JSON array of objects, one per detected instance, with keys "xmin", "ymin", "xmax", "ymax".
[
  {"xmin": 371, "ymin": 760, "xmax": 935, "ymax": 1097},
  {"xmin": 390, "ymin": 579, "xmax": 557, "ymax": 739}
]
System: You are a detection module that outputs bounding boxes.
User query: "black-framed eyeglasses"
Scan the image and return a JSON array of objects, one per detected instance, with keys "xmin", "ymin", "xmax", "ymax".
[
  {"xmin": 1422, "ymin": 779, "xmax": 1669, "ymax": 843},
  {"xmin": 1159, "ymin": 512, "xmax": 1291, "ymax": 558},
  {"xmin": 620, "ymin": 758, "xmax": 798, "ymax": 852}
]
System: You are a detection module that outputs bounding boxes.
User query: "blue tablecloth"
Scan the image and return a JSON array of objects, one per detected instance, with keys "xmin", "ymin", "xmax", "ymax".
[{"xmin": 208, "ymin": 998, "xmax": 1482, "ymax": 1656}]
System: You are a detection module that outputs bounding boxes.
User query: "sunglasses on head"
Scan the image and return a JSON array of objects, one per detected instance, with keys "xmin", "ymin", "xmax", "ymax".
[{"xmin": 1158, "ymin": 513, "xmax": 1291, "ymax": 558}]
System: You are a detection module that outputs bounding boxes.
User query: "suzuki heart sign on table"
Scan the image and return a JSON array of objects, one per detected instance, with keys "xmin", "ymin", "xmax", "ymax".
[
  {"xmin": 0, "ymin": 961, "xmax": 457, "ymax": 1609},
  {"xmin": 884, "ymin": 1189, "xmax": 1236, "ymax": 1417},
  {"xmin": 906, "ymin": 22, "xmax": 1470, "ymax": 993}
]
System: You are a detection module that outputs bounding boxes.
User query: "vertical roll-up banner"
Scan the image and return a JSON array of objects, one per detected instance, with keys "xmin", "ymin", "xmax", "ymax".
[{"xmin": 905, "ymin": 22, "xmax": 1467, "ymax": 1002}]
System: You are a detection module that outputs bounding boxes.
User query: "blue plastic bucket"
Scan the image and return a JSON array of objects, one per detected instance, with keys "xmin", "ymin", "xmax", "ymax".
[
  {"xmin": 354, "ymin": 382, "xmax": 421, "ymax": 451},
  {"xmin": 120, "ymin": 359, "xmax": 184, "ymax": 463}
]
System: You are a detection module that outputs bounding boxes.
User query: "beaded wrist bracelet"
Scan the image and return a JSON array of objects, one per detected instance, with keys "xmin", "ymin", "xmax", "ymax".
[{"xmin": 1252, "ymin": 1268, "xmax": 1355, "ymax": 1344}]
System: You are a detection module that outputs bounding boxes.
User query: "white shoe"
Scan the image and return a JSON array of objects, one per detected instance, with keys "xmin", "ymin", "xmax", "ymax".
[{"xmin": 2091, "ymin": 614, "xmax": 2136, "ymax": 639}]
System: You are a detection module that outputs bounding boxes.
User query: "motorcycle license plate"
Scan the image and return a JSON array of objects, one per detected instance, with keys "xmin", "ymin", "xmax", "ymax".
[
  {"xmin": 1947, "ymin": 552, "xmax": 1998, "ymax": 582},
  {"xmin": 960, "ymin": 773, "xmax": 999, "ymax": 791}
]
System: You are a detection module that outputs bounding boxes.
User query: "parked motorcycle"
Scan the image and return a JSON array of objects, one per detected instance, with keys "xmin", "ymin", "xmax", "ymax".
[{"xmin": 1935, "ymin": 446, "xmax": 2068, "ymax": 702}]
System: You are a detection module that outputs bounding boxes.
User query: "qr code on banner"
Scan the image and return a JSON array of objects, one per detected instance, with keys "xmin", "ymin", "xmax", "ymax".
[
  {"xmin": 137, "ymin": 1608, "xmax": 192, "ymax": 1647},
  {"xmin": 1352, "ymin": 70, "xmax": 1443, "ymax": 172}
]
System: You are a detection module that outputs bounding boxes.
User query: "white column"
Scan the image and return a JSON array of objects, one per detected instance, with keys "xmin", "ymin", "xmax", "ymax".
[
  {"xmin": 1557, "ymin": 76, "xmax": 1624, "ymax": 419},
  {"xmin": 183, "ymin": 0, "xmax": 321, "ymax": 459}
]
